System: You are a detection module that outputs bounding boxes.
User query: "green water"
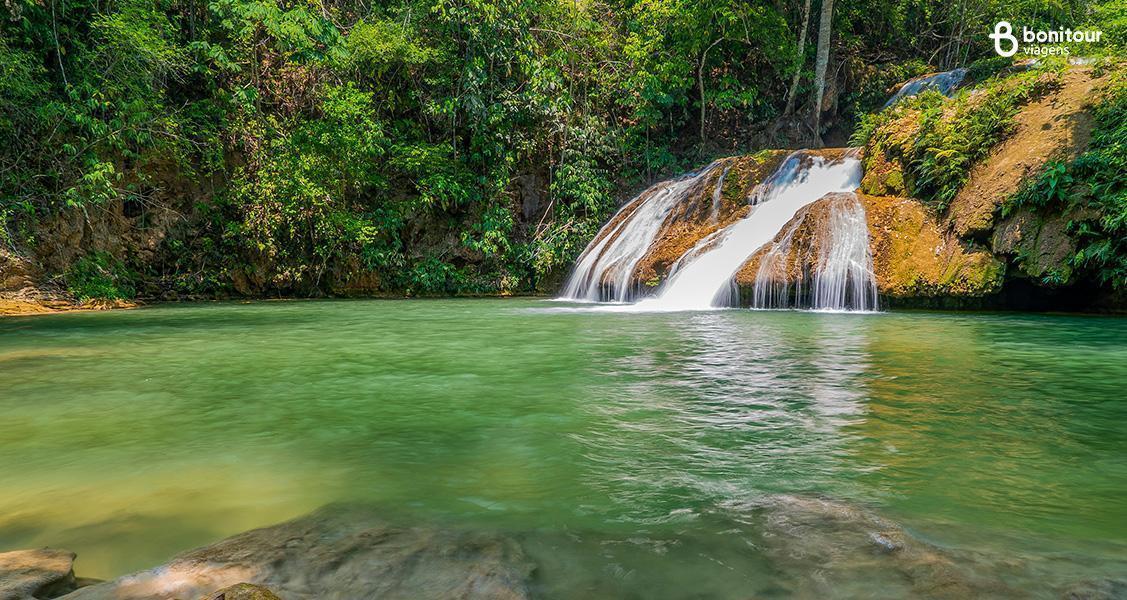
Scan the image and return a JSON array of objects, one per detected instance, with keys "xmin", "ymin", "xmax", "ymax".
[{"xmin": 2, "ymin": 299, "xmax": 1125, "ymax": 596}]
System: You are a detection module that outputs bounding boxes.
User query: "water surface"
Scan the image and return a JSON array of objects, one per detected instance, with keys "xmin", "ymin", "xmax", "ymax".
[{"xmin": 2, "ymin": 299, "xmax": 1125, "ymax": 596}]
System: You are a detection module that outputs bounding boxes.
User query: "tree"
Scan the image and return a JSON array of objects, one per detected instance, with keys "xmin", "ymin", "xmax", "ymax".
[
  {"xmin": 811, "ymin": 0, "xmax": 834, "ymax": 147},
  {"xmin": 783, "ymin": 0, "xmax": 812, "ymax": 116}
]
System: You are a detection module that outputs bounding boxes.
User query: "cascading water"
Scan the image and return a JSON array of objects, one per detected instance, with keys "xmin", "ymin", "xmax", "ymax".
[
  {"xmin": 631, "ymin": 151, "xmax": 863, "ymax": 311},
  {"xmin": 560, "ymin": 162, "xmax": 722, "ymax": 302},
  {"xmin": 750, "ymin": 193, "xmax": 878, "ymax": 311},
  {"xmin": 710, "ymin": 166, "xmax": 730, "ymax": 224},
  {"xmin": 883, "ymin": 67, "xmax": 968, "ymax": 108}
]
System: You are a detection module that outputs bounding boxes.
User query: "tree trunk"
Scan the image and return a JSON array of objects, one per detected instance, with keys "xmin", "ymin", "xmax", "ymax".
[
  {"xmin": 698, "ymin": 38, "xmax": 723, "ymax": 149},
  {"xmin": 783, "ymin": 0, "xmax": 812, "ymax": 116},
  {"xmin": 811, "ymin": 0, "xmax": 834, "ymax": 148}
]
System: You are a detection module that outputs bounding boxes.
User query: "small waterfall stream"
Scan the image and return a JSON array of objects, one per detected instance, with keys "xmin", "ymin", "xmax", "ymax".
[
  {"xmin": 559, "ymin": 66, "xmax": 968, "ymax": 312},
  {"xmin": 883, "ymin": 67, "xmax": 968, "ymax": 108},
  {"xmin": 561, "ymin": 162, "xmax": 723, "ymax": 302}
]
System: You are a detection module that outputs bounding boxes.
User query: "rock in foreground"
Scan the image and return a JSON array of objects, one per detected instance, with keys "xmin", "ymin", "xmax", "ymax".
[
  {"xmin": 0, "ymin": 548, "xmax": 78, "ymax": 599},
  {"xmin": 62, "ymin": 505, "xmax": 532, "ymax": 600},
  {"xmin": 204, "ymin": 583, "xmax": 282, "ymax": 600}
]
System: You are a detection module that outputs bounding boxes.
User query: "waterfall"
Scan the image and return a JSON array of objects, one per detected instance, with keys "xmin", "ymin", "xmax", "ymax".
[
  {"xmin": 883, "ymin": 67, "xmax": 968, "ymax": 108},
  {"xmin": 560, "ymin": 162, "xmax": 722, "ymax": 302},
  {"xmin": 710, "ymin": 165, "xmax": 730, "ymax": 224},
  {"xmin": 750, "ymin": 193, "xmax": 878, "ymax": 311},
  {"xmin": 631, "ymin": 151, "xmax": 863, "ymax": 311}
]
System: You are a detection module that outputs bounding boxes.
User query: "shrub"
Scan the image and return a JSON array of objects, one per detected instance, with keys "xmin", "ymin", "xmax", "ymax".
[
  {"xmin": 67, "ymin": 252, "xmax": 136, "ymax": 301},
  {"xmin": 854, "ymin": 64, "xmax": 1063, "ymax": 209}
]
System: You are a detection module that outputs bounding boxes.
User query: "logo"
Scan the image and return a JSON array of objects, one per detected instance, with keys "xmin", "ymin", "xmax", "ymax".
[
  {"xmin": 990, "ymin": 21, "xmax": 1018, "ymax": 57},
  {"xmin": 990, "ymin": 21, "xmax": 1105, "ymax": 57}
]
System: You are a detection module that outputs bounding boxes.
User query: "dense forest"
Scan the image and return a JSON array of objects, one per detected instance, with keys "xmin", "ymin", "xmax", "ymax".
[{"xmin": 1, "ymin": 0, "xmax": 1123, "ymax": 299}]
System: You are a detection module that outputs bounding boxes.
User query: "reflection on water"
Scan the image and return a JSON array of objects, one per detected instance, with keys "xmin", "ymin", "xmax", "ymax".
[{"xmin": 1, "ymin": 300, "xmax": 1126, "ymax": 597}]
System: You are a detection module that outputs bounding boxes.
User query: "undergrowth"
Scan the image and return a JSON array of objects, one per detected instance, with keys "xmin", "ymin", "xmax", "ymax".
[
  {"xmin": 1006, "ymin": 65, "xmax": 1127, "ymax": 288},
  {"xmin": 66, "ymin": 252, "xmax": 137, "ymax": 301},
  {"xmin": 852, "ymin": 60, "xmax": 1064, "ymax": 210}
]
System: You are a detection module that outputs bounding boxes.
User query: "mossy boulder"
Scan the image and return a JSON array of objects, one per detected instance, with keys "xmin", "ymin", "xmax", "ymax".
[
  {"xmin": 860, "ymin": 194, "xmax": 1004, "ymax": 298},
  {"xmin": 991, "ymin": 206, "xmax": 1096, "ymax": 287},
  {"xmin": 731, "ymin": 193, "xmax": 1002, "ymax": 302},
  {"xmin": 859, "ymin": 110, "xmax": 920, "ymax": 197}
]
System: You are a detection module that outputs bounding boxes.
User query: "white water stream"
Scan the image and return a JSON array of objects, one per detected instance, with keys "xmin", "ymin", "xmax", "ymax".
[
  {"xmin": 883, "ymin": 67, "xmax": 968, "ymax": 108},
  {"xmin": 560, "ymin": 162, "xmax": 723, "ymax": 302},
  {"xmin": 750, "ymin": 193, "xmax": 879, "ymax": 311}
]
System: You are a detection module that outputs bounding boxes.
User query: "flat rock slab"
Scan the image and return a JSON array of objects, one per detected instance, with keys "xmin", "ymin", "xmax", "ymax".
[
  {"xmin": 0, "ymin": 548, "xmax": 78, "ymax": 600},
  {"xmin": 62, "ymin": 505, "xmax": 532, "ymax": 600}
]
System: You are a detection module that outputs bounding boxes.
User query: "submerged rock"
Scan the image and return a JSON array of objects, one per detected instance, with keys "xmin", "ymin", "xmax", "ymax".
[
  {"xmin": 62, "ymin": 505, "xmax": 533, "ymax": 600},
  {"xmin": 204, "ymin": 583, "xmax": 282, "ymax": 600},
  {"xmin": 747, "ymin": 495, "xmax": 1021, "ymax": 599},
  {"xmin": 0, "ymin": 548, "xmax": 78, "ymax": 599}
]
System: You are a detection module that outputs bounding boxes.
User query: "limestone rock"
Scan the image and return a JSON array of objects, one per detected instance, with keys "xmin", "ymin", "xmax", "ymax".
[
  {"xmin": 733, "ymin": 193, "xmax": 1004, "ymax": 302},
  {"xmin": 946, "ymin": 68, "xmax": 1097, "ymax": 240},
  {"xmin": 0, "ymin": 248, "xmax": 37, "ymax": 292},
  {"xmin": 860, "ymin": 110, "xmax": 921, "ymax": 197},
  {"xmin": 631, "ymin": 150, "xmax": 788, "ymax": 286},
  {"xmin": 203, "ymin": 583, "xmax": 282, "ymax": 600},
  {"xmin": 63, "ymin": 505, "xmax": 532, "ymax": 600},
  {"xmin": 860, "ymin": 193, "xmax": 1004, "ymax": 298},
  {"xmin": 992, "ymin": 206, "xmax": 1085, "ymax": 285},
  {"xmin": 0, "ymin": 548, "xmax": 78, "ymax": 600}
]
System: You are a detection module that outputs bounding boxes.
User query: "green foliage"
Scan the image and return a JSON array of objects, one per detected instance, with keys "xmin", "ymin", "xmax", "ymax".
[
  {"xmin": 856, "ymin": 65, "xmax": 1063, "ymax": 209},
  {"xmin": 1008, "ymin": 66, "xmax": 1127, "ymax": 288},
  {"xmin": 67, "ymin": 252, "xmax": 136, "ymax": 301},
  {"xmin": 844, "ymin": 59, "xmax": 930, "ymax": 119},
  {"xmin": 965, "ymin": 56, "xmax": 1013, "ymax": 84},
  {"xmin": 225, "ymin": 83, "xmax": 387, "ymax": 288},
  {"xmin": 2, "ymin": 0, "xmax": 1123, "ymax": 299}
]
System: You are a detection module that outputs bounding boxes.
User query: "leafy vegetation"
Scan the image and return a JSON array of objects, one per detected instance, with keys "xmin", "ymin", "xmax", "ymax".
[
  {"xmin": 1006, "ymin": 65, "xmax": 1127, "ymax": 289},
  {"xmin": 854, "ymin": 63, "xmax": 1064, "ymax": 209},
  {"xmin": 1, "ymin": 0, "xmax": 1122, "ymax": 299},
  {"xmin": 66, "ymin": 252, "xmax": 136, "ymax": 301}
]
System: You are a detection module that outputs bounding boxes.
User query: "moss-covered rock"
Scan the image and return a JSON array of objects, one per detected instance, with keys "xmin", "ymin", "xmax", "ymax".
[
  {"xmin": 859, "ymin": 110, "xmax": 920, "ymax": 197},
  {"xmin": 860, "ymin": 194, "xmax": 1004, "ymax": 298},
  {"xmin": 731, "ymin": 193, "xmax": 1003, "ymax": 302},
  {"xmin": 946, "ymin": 68, "xmax": 1101, "ymax": 240},
  {"xmin": 991, "ymin": 206, "xmax": 1095, "ymax": 286}
]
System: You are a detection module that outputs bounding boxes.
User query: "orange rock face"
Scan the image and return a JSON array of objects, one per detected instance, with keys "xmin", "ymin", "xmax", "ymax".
[
  {"xmin": 631, "ymin": 151, "xmax": 788, "ymax": 288},
  {"xmin": 734, "ymin": 193, "xmax": 852, "ymax": 289},
  {"xmin": 729, "ymin": 193, "xmax": 1005, "ymax": 302},
  {"xmin": 860, "ymin": 194, "xmax": 1004, "ymax": 297}
]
